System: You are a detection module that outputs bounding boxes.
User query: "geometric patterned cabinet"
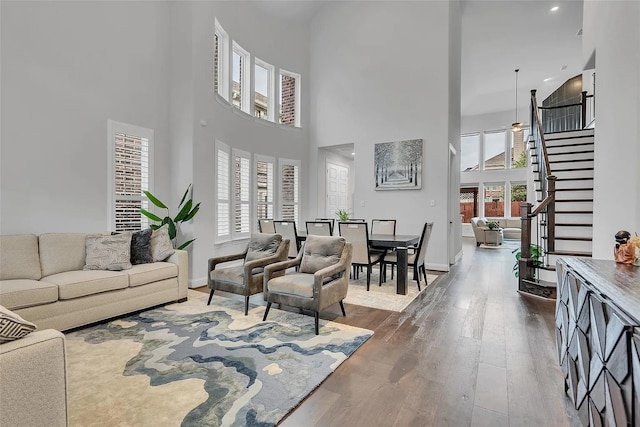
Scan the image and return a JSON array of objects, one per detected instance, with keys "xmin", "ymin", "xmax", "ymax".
[{"xmin": 556, "ymin": 257, "xmax": 640, "ymax": 427}]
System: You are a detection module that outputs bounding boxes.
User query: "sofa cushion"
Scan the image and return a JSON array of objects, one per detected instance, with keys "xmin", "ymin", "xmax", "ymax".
[
  {"xmin": 0, "ymin": 280, "xmax": 58, "ymax": 310},
  {"xmin": 210, "ymin": 266, "xmax": 245, "ymax": 286},
  {"xmin": 267, "ymin": 273, "xmax": 315, "ymax": 298},
  {"xmin": 128, "ymin": 262, "xmax": 178, "ymax": 287},
  {"xmin": 0, "ymin": 304, "xmax": 36, "ymax": 343},
  {"xmin": 245, "ymin": 233, "xmax": 283, "ymax": 262},
  {"xmin": 505, "ymin": 219, "xmax": 521, "ymax": 229},
  {"xmin": 300, "ymin": 236, "xmax": 345, "ymax": 274},
  {"xmin": 39, "ymin": 233, "xmax": 87, "ymax": 277},
  {"xmin": 0, "ymin": 235, "xmax": 42, "ymax": 281},
  {"xmin": 150, "ymin": 225, "xmax": 175, "ymax": 262},
  {"xmin": 84, "ymin": 233, "xmax": 132, "ymax": 271},
  {"xmin": 43, "ymin": 271, "xmax": 129, "ymax": 300}
]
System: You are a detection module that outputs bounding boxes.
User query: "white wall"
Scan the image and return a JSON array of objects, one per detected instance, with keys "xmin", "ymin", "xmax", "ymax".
[
  {"xmin": 583, "ymin": 1, "xmax": 640, "ymax": 259},
  {"xmin": 186, "ymin": 2, "xmax": 311, "ymax": 285},
  {"xmin": 308, "ymin": 1, "xmax": 461, "ymax": 271},
  {"xmin": 1, "ymin": 1, "xmax": 172, "ymax": 234}
]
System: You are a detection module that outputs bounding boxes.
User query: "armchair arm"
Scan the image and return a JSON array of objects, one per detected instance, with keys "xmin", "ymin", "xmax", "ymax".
[
  {"xmin": 263, "ymin": 254, "xmax": 302, "ymax": 290},
  {"xmin": 313, "ymin": 243, "xmax": 352, "ymax": 293},
  {"xmin": 243, "ymin": 240, "xmax": 291, "ymax": 275},
  {"xmin": 208, "ymin": 251, "xmax": 247, "ymax": 276}
]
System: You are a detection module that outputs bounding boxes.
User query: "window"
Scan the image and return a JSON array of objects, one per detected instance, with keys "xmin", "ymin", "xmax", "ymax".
[
  {"xmin": 232, "ymin": 148, "xmax": 251, "ymax": 238},
  {"xmin": 459, "ymin": 187, "xmax": 479, "ymax": 223},
  {"xmin": 232, "ymin": 42, "xmax": 250, "ymax": 113},
  {"xmin": 279, "ymin": 158, "xmax": 300, "ymax": 227},
  {"xmin": 215, "ymin": 141, "xmax": 230, "ymax": 241},
  {"xmin": 510, "ymin": 182, "xmax": 527, "ymax": 217},
  {"xmin": 484, "ymin": 131, "xmax": 506, "ymax": 170},
  {"xmin": 279, "ymin": 69, "xmax": 300, "ymax": 126},
  {"xmin": 107, "ymin": 121, "xmax": 153, "ymax": 232},
  {"xmin": 255, "ymin": 155, "xmax": 275, "ymax": 223},
  {"xmin": 484, "ymin": 183, "xmax": 505, "ymax": 217},
  {"xmin": 511, "ymin": 128, "xmax": 529, "ymax": 168},
  {"xmin": 214, "ymin": 19, "xmax": 229, "ymax": 100},
  {"xmin": 460, "ymin": 133, "xmax": 481, "ymax": 172},
  {"xmin": 254, "ymin": 59, "xmax": 274, "ymax": 120}
]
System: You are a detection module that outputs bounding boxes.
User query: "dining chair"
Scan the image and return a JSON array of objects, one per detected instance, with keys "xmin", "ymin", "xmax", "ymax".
[
  {"xmin": 382, "ymin": 222, "xmax": 433, "ymax": 291},
  {"xmin": 371, "ymin": 219, "xmax": 396, "ymax": 279},
  {"xmin": 338, "ymin": 221, "xmax": 384, "ymax": 290},
  {"xmin": 315, "ymin": 218, "xmax": 335, "ymax": 233},
  {"xmin": 273, "ymin": 220, "xmax": 300, "ymax": 258},
  {"xmin": 263, "ymin": 235, "xmax": 352, "ymax": 335},
  {"xmin": 306, "ymin": 220, "xmax": 333, "ymax": 236},
  {"xmin": 258, "ymin": 219, "xmax": 276, "ymax": 234},
  {"xmin": 207, "ymin": 233, "xmax": 290, "ymax": 315}
]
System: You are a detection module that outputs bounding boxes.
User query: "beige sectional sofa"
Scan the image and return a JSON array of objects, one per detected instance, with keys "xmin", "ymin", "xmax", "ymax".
[
  {"xmin": 0, "ymin": 233, "xmax": 188, "ymax": 331},
  {"xmin": 471, "ymin": 217, "xmax": 522, "ymax": 246}
]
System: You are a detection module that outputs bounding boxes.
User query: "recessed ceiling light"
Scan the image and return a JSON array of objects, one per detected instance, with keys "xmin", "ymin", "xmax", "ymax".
[
  {"xmin": 561, "ymin": 65, "xmax": 568, "ymax": 70},
  {"xmin": 351, "ymin": 152, "xmax": 355, "ymax": 156},
  {"xmin": 550, "ymin": 6, "xmax": 559, "ymax": 12},
  {"xmin": 544, "ymin": 77, "xmax": 553, "ymax": 82}
]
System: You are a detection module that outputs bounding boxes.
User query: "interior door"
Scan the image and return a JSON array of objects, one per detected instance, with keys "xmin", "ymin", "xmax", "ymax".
[{"xmin": 326, "ymin": 162, "xmax": 349, "ymax": 219}]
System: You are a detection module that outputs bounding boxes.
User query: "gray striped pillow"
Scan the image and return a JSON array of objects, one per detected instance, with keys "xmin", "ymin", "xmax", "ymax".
[{"xmin": 0, "ymin": 305, "xmax": 36, "ymax": 343}]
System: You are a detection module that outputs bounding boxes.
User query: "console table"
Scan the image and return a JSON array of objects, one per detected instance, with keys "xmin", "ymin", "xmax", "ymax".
[{"xmin": 556, "ymin": 257, "xmax": 640, "ymax": 426}]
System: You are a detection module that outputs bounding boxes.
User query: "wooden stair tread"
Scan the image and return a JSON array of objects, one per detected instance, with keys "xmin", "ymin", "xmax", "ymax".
[
  {"xmin": 521, "ymin": 278, "xmax": 556, "ymax": 288},
  {"xmin": 550, "ymin": 188, "xmax": 594, "ymax": 191},
  {"xmin": 547, "ymin": 250, "xmax": 593, "ymax": 257},
  {"xmin": 545, "ymin": 141, "xmax": 594, "ymax": 149},
  {"xmin": 537, "ymin": 264, "xmax": 556, "ymax": 272},
  {"xmin": 555, "ymin": 198, "xmax": 593, "ymax": 202},
  {"xmin": 547, "ymin": 150, "xmax": 594, "ymax": 156},
  {"xmin": 550, "ymin": 167, "xmax": 594, "ymax": 172},
  {"xmin": 535, "ymin": 177, "xmax": 593, "ymax": 182},
  {"xmin": 543, "ymin": 132, "xmax": 594, "ymax": 140},
  {"xmin": 556, "ymin": 210, "xmax": 593, "ymax": 214},
  {"xmin": 541, "ymin": 236, "xmax": 592, "ymax": 241},
  {"xmin": 555, "ymin": 223, "xmax": 593, "ymax": 227}
]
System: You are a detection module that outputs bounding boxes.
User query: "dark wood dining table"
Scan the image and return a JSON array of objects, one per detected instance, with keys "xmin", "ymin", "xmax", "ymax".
[{"xmin": 297, "ymin": 232, "xmax": 420, "ymax": 295}]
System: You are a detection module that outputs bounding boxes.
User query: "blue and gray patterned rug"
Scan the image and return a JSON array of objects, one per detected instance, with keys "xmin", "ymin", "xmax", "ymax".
[{"xmin": 65, "ymin": 291, "xmax": 373, "ymax": 427}]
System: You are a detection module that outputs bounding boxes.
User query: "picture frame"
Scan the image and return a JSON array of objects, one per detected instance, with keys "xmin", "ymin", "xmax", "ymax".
[{"xmin": 374, "ymin": 139, "xmax": 423, "ymax": 190}]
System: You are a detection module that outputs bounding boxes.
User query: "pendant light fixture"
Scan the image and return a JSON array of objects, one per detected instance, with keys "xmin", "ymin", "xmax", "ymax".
[{"xmin": 511, "ymin": 68, "xmax": 523, "ymax": 132}]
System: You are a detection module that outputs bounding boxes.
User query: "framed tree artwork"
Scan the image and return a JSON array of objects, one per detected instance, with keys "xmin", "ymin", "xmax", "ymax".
[{"xmin": 374, "ymin": 139, "xmax": 423, "ymax": 190}]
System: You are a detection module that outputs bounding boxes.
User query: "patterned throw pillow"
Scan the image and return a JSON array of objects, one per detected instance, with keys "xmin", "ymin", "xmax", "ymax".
[
  {"xmin": 130, "ymin": 228, "xmax": 154, "ymax": 264},
  {"xmin": 0, "ymin": 304, "xmax": 36, "ymax": 343},
  {"xmin": 150, "ymin": 224, "xmax": 175, "ymax": 262},
  {"xmin": 84, "ymin": 233, "xmax": 132, "ymax": 271}
]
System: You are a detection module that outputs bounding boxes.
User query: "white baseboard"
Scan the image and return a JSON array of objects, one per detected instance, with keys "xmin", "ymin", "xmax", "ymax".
[
  {"xmin": 426, "ymin": 263, "xmax": 449, "ymax": 272},
  {"xmin": 189, "ymin": 277, "xmax": 207, "ymax": 288},
  {"xmin": 454, "ymin": 250, "xmax": 463, "ymax": 264}
]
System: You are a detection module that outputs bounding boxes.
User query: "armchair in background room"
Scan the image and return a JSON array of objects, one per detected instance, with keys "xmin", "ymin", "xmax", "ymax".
[
  {"xmin": 470, "ymin": 217, "xmax": 503, "ymax": 246},
  {"xmin": 262, "ymin": 235, "xmax": 352, "ymax": 335},
  {"xmin": 207, "ymin": 233, "xmax": 290, "ymax": 315}
]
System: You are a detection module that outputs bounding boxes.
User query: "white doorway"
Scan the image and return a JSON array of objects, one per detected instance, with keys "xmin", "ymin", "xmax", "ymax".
[{"xmin": 326, "ymin": 162, "xmax": 349, "ymax": 218}]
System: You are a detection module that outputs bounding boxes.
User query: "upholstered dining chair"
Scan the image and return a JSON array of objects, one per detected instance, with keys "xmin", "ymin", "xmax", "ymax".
[
  {"xmin": 273, "ymin": 220, "xmax": 300, "ymax": 258},
  {"xmin": 315, "ymin": 218, "xmax": 335, "ymax": 233},
  {"xmin": 207, "ymin": 233, "xmax": 290, "ymax": 315},
  {"xmin": 262, "ymin": 235, "xmax": 352, "ymax": 335},
  {"xmin": 306, "ymin": 220, "xmax": 333, "ymax": 236},
  {"xmin": 258, "ymin": 219, "xmax": 276, "ymax": 234},
  {"xmin": 371, "ymin": 219, "xmax": 397, "ymax": 280},
  {"xmin": 382, "ymin": 222, "xmax": 433, "ymax": 291},
  {"xmin": 338, "ymin": 221, "xmax": 384, "ymax": 290}
]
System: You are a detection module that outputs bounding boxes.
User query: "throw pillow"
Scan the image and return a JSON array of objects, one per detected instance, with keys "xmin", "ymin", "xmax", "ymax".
[
  {"xmin": 84, "ymin": 233, "xmax": 132, "ymax": 271},
  {"xmin": 130, "ymin": 228, "xmax": 154, "ymax": 264},
  {"xmin": 150, "ymin": 224, "xmax": 175, "ymax": 262},
  {"xmin": 0, "ymin": 304, "xmax": 36, "ymax": 343},
  {"xmin": 245, "ymin": 233, "xmax": 283, "ymax": 262}
]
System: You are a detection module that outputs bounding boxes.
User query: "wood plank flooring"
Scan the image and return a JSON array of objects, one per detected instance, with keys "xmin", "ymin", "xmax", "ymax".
[{"xmin": 195, "ymin": 238, "xmax": 582, "ymax": 426}]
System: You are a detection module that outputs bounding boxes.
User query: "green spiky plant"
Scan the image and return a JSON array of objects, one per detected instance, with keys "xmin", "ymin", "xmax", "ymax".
[
  {"xmin": 336, "ymin": 209, "xmax": 351, "ymax": 221},
  {"xmin": 512, "ymin": 244, "xmax": 543, "ymax": 278},
  {"xmin": 140, "ymin": 184, "xmax": 201, "ymax": 250}
]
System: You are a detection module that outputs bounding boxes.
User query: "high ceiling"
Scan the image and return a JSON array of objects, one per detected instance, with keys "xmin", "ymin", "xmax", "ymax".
[{"xmin": 255, "ymin": 0, "xmax": 585, "ymax": 117}]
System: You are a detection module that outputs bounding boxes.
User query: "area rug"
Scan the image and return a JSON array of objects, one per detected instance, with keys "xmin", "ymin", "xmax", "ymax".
[
  {"xmin": 479, "ymin": 240, "xmax": 520, "ymax": 250},
  {"xmin": 65, "ymin": 291, "xmax": 373, "ymax": 427},
  {"xmin": 344, "ymin": 269, "xmax": 439, "ymax": 312}
]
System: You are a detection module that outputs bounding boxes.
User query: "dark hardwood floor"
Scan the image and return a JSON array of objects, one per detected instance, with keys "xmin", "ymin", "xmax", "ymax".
[{"xmin": 195, "ymin": 238, "xmax": 581, "ymax": 426}]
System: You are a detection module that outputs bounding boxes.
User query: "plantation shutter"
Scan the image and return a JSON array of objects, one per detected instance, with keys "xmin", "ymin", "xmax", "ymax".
[
  {"xmin": 216, "ymin": 142, "xmax": 230, "ymax": 240},
  {"xmin": 111, "ymin": 123, "xmax": 151, "ymax": 232},
  {"xmin": 279, "ymin": 159, "xmax": 300, "ymax": 228},
  {"xmin": 255, "ymin": 156, "xmax": 275, "ymax": 223},
  {"xmin": 233, "ymin": 149, "xmax": 251, "ymax": 238}
]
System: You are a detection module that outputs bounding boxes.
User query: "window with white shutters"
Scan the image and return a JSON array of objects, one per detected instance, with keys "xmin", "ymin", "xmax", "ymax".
[
  {"xmin": 108, "ymin": 121, "xmax": 153, "ymax": 232},
  {"xmin": 232, "ymin": 148, "xmax": 251, "ymax": 238},
  {"xmin": 214, "ymin": 19, "xmax": 229, "ymax": 101},
  {"xmin": 215, "ymin": 141, "xmax": 230, "ymax": 241},
  {"xmin": 279, "ymin": 158, "xmax": 300, "ymax": 227},
  {"xmin": 255, "ymin": 155, "xmax": 275, "ymax": 226},
  {"xmin": 232, "ymin": 42, "xmax": 250, "ymax": 113}
]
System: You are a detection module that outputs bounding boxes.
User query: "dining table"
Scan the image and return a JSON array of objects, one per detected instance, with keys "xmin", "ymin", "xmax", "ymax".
[{"xmin": 297, "ymin": 231, "xmax": 420, "ymax": 295}]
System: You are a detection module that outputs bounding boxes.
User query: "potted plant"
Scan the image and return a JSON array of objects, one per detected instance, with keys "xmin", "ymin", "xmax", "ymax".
[
  {"xmin": 512, "ymin": 244, "xmax": 543, "ymax": 278},
  {"xmin": 140, "ymin": 184, "xmax": 201, "ymax": 250},
  {"xmin": 336, "ymin": 209, "xmax": 351, "ymax": 222},
  {"xmin": 486, "ymin": 220, "xmax": 500, "ymax": 230}
]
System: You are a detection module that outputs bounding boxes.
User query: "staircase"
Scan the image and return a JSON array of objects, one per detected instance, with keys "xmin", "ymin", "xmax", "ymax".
[
  {"xmin": 517, "ymin": 88, "xmax": 595, "ymax": 299},
  {"xmin": 531, "ymin": 128, "xmax": 595, "ymax": 283}
]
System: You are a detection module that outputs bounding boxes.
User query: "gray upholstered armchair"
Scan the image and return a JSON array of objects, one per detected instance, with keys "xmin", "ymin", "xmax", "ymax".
[
  {"xmin": 262, "ymin": 235, "xmax": 353, "ymax": 335},
  {"xmin": 207, "ymin": 233, "xmax": 290, "ymax": 315}
]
